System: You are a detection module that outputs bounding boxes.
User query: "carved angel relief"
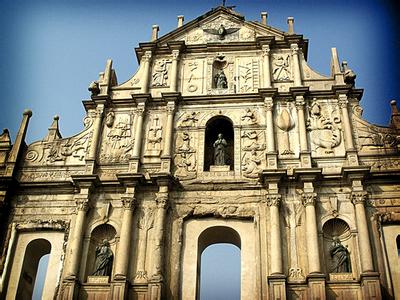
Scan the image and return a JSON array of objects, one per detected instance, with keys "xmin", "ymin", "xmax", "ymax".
[
  {"xmin": 307, "ymin": 102, "xmax": 342, "ymax": 154},
  {"xmin": 272, "ymin": 55, "xmax": 291, "ymax": 81},
  {"xmin": 241, "ymin": 130, "xmax": 266, "ymax": 178}
]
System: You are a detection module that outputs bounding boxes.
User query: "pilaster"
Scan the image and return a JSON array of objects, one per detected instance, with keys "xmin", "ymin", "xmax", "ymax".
[
  {"xmin": 161, "ymin": 93, "xmax": 179, "ymax": 172},
  {"xmin": 141, "ymin": 50, "xmax": 153, "ymax": 93},
  {"xmin": 290, "ymin": 43, "xmax": 302, "ymax": 87}
]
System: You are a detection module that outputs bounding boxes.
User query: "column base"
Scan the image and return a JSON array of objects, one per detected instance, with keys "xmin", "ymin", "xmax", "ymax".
[
  {"xmin": 110, "ymin": 278, "xmax": 129, "ymax": 300},
  {"xmin": 360, "ymin": 272, "xmax": 381, "ymax": 300},
  {"xmin": 58, "ymin": 278, "xmax": 80, "ymax": 300},
  {"xmin": 266, "ymin": 152, "xmax": 278, "ymax": 169},
  {"xmin": 307, "ymin": 273, "xmax": 326, "ymax": 300},
  {"xmin": 268, "ymin": 274, "xmax": 286, "ymax": 300}
]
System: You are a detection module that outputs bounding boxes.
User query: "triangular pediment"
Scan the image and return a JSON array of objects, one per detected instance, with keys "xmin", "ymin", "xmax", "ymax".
[{"xmin": 157, "ymin": 6, "xmax": 285, "ymax": 46}]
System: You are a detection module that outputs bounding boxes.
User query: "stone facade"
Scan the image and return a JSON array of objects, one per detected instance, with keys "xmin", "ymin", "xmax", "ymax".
[{"xmin": 0, "ymin": 6, "xmax": 400, "ymax": 300}]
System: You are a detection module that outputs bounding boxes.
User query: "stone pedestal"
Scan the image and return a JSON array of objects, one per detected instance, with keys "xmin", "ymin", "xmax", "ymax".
[
  {"xmin": 87, "ymin": 276, "xmax": 109, "ymax": 284},
  {"xmin": 268, "ymin": 274, "xmax": 286, "ymax": 300},
  {"xmin": 209, "ymin": 165, "xmax": 230, "ymax": 172},
  {"xmin": 307, "ymin": 273, "xmax": 326, "ymax": 300},
  {"xmin": 360, "ymin": 272, "xmax": 381, "ymax": 299},
  {"xmin": 148, "ymin": 282, "xmax": 163, "ymax": 300},
  {"xmin": 266, "ymin": 152, "xmax": 278, "ymax": 169},
  {"xmin": 110, "ymin": 279, "xmax": 128, "ymax": 300},
  {"xmin": 59, "ymin": 280, "xmax": 79, "ymax": 300}
]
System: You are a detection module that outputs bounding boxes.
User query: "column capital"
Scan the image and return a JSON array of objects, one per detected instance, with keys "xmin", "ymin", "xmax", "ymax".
[
  {"xmin": 302, "ymin": 192, "xmax": 317, "ymax": 207},
  {"xmin": 351, "ymin": 191, "xmax": 368, "ymax": 205},
  {"xmin": 295, "ymin": 96, "xmax": 305, "ymax": 108},
  {"xmin": 122, "ymin": 196, "xmax": 136, "ymax": 210},
  {"xmin": 166, "ymin": 102, "xmax": 176, "ymax": 115},
  {"xmin": 264, "ymin": 98, "xmax": 274, "ymax": 111},
  {"xmin": 262, "ymin": 44, "xmax": 270, "ymax": 56},
  {"xmin": 290, "ymin": 43, "xmax": 299, "ymax": 54},
  {"xmin": 142, "ymin": 50, "xmax": 152, "ymax": 62},
  {"xmin": 156, "ymin": 192, "xmax": 169, "ymax": 209},
  {"xmin": 75, "ymin": 196, "xmax": 90, "ymax": 212},
  {"xmin": 266, "ymin": 194, "xmax": 281, "ymax": 207},
  {"xmin": 171, "ymin": 49, "xmax": 180, "ymax": 60}
]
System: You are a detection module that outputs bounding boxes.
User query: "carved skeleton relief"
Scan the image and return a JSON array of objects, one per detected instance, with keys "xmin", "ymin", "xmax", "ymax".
[{"xmin": 307, "ymin": 102, "xmax": 342, "ymax": 154}]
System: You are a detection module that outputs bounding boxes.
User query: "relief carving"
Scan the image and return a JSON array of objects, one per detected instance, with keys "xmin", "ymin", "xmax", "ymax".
[
  {"xmin": 202, "ymin": 18, "xmax": 240, "ymax": 42},
  {"xmin": 100, "ymin": 112, "xmax": 134, "ymax": 163},
  {"xmin": 152, "ymin": 60, "xmax": 170, "ymax": 87},
  {"xmin": 241, "ymin": 130, "xmax": 265, "ymax": 178},
  {"xmin": 178, "ymin": 112, "xmax": 199, "ymax": 128},
  {"xmin": 276, "ymin": 107, "xmax": 295, "ymax": 155},
  {"xmin": 272, "ymin": 54, "xmax": 291, "ymax": 81},
  {"xmin": 241, "ymin": 130, "xmax": 265, "ymax": 151},
  {"xmin": 145, "ymin": 115, "xmax": 163, "ymax": 156},
  {"xmin": 307, "ymin": 102, "xmax": 342, "ymax": 154},
  {"xmin": 186, "ymin": 61, "xmax": 200, "ymax": 93},
  {"xmin": 241, "ymin": 109, "xmax": 257, "ymax": 125},
  {"xmin": 174, "ymin": 132, "xmax": 197, "ymax": 180},
  {"xmin": 241, "ymin": 150, "xmax": 262, "ymax": 178}
]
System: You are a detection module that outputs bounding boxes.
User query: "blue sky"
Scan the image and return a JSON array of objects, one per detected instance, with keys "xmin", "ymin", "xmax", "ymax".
[{"xmin": 0, "ymin": 0, "xmax": 399, "ymax": 143}]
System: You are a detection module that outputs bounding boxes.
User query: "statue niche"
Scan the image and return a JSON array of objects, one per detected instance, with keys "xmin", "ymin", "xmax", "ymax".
[
  {"xmin": 212, "ymin": 55, "xmax": 228, "ymax": 89},
  {"xmin": 204, "ymin": 116, "xmax": 234, "ymax": 171}
]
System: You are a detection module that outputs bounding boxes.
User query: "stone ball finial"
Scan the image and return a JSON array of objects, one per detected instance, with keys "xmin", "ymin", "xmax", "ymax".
[
  {"xmin": 54, "ymin": 115, "xmax": 59, "ymax": 121},
  {"xmin": 23, "ymin": 109, "xmax": 32, "ymax": 117},
  {"xmin": 390, "ymin": 99, "xmax": 397, "ymax": 106}
]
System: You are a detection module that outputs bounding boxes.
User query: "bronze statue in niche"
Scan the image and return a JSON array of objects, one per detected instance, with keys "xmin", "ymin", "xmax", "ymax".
[
  {"xmin": 212, "ymin": 54, "xmax": 228, "ymax": 89},
  {"xmin": 92, "ymin": 239, "xmax": 113, "ymax": 276},
  {"xmin": 213, "ymin": 133, "xmax": 228, "ymax": 165},
  {"xmin": 329, "ymin": 237, "xmax": 351, "ymax": 273},
  {"xmin": 214, "ymin": 70, "xmax": 228, "ymax": 89}
]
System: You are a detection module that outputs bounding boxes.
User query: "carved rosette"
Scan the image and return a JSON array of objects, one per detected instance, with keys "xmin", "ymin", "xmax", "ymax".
[
  {"xmin": 302, "ymin": 193, "xmax": 317, "ymax": 207},
  {"xmin": 351, "ymin": 191, "xmax": 368, "ymax": 206},
  {"xmin": 121, "ymin": 197, "xmax": 136, "ymax": 210},
  {"xmin": 266, "ymin": 194, "xmax": 282, "ymax": 207}
]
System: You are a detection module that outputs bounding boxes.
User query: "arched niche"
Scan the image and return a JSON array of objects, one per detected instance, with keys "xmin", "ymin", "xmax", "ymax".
[
  {"xmin": 85, "ymin": 223, "xmax": 117, "ymax": 280},
  {"xmin": 16, "ymin": 238, "xmax": 51, "ymax": 299},
  {"xmin": 322, "ymin": 218, "xmax": 355, "ymax": 277},
  {"xmin": 204, "ymin": 116, "xmax": 234, "ymax": 171}
]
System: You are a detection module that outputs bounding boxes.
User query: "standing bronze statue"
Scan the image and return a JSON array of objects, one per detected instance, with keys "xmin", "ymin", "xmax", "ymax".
[
  {"xmin": 92, "ymin": 239, "xmax": 113, "ymax": 276},
  {"xmin": 329, "ymin": 237, "xmax": 351, "ymax": 273},
  {"xmin": 213, "ymin": 133, "xmax": 228, "ymax": 165},
  {"xmin": 214, "ymin": 70, "xmax": 228, "ymax": 89}
]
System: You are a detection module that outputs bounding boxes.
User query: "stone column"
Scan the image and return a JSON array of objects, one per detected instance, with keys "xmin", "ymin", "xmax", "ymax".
[
  {"xmin": 162, "ymin": 101, "xmax": 176, "ymax": 158},
  {"xmin": 151, "ymin": 186, "xmax": 169, "ymax": 281},
  {"xmin": 302, "ymin": 192, "xmax": 321, "ymax": 274},
  {"xmin": 338, "ymin": 94, "xmax": 355, "ymax": 151},
  {"xmin": 170, "ymin": 50, "xmax": 180, "ymax": 92},
  {"xmin": 264, "ymin": 96, "xmax": 277, "ymax": 168},
  {"xmin": 114, "ymin": 187, "xmax": 136, "ymax": 279},
  {"xmin": 132, "ymin": 101, "xmax": 147, "ymax": 159},
  {"xmin": 295, "ymin": 96, "xmax": 307, "ymax": 152},
  {"xmin": 351, "ymin": 190, "xmax": 374, "ymax": 272},
  {"xmin": 141, "ymin": 51, "xmax": 153, "ymax": 93},
  {"xmin": 66, "ymin": 189, "xmax": 91, "ymax": 279},
  {"xmin": 86, "ymin": 103, "xmax": 104, "ymax": 162},
  {"xmin": 267, "ymin": 194, "xmax": 283, "ymax": 274},
  {"xmin": 262, "ymin": 45, "xmax": 271, "ymax": 88},
  {"xmin": 290, "ymin": 43, "xmax": 302, "ymax": 87}
]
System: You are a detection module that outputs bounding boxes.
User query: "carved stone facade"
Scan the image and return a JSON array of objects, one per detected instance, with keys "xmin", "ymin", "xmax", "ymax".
[{"xmin": 0, "ymin": 6, "xmax": 399, "ymax": 300}]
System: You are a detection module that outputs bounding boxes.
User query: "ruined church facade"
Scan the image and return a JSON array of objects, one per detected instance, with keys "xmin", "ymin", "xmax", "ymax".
[{"xmin": 0, "ymin": 6, "xmax": 400, "ymax": 300}]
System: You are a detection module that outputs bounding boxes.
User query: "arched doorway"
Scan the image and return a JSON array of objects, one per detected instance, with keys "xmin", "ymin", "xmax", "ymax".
[
  {"xmin": 16, "ymin": 238, "xmax": 51, "ymax": 299},
  {"xmin": 199, "ymin": 241, "xmax": 240, "ymax": 299},
  {"xmin": 181, "ymin": 219, "xmax": 258, "ymax": 300},
  {"xmin": 204, "ymin": 116, "xmax": 234, "ymax": 171}
]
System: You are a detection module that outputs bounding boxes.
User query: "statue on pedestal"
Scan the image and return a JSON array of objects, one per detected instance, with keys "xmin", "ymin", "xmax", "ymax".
[
  {"xmin": 92, "ymin": 239, "xmax": 113, "ymax": 276},
  {"xmin": 214, "ymin": 70, "xmax": 228, "ymax": 89},
  {"xmin": 213, "ymin": 133, "xmax": 228, "ymax": 165}
]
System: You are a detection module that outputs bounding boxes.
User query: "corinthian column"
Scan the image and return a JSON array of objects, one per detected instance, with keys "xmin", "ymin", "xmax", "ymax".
[
  {"xmin": 132, "ymin": 102, "xmax": 146, "ymax": 159},
  {"xmin": 290, "ymin": 43, "xmax": 302, "ymax": 87},
  {"xmin": 264, "ymin": 96, "xmax": 277, "ymax": 169},
  {"xmin": 302, "ymin": 192, "xmax": 321, "ymax": 274},
  {"xmin": 114, "ymin": 187, "xmax": 136, "ymax": 279},
  {"xmin": 262, "ymin": 45, "xmax": 271, "ymax": 88},
  {"xmin": 338, "ymin": 94, "xmax": 355, "ymax": 151},
  {"xmin": 151, "ymin": 186, "xmax": 169, "ymax": 281},
  {"xmin": 170, "ymin": 50, "xmax": 180, "ymax": 92},
  {"xmin": 295, "ymin": 96, "xmax": 307, "ymax": 152},
  {"xmin": 351, "ymin": 191, "xmax": 374, "ymax": 272},
  {"xmin": 66, "ymin": 191, "xmax": 90, "ymax": 278},
  {"xmin": 141, "ymin": 51, "xmax": 152, "ymax": 93},
  {"xmin": 267, "ymin": 194, "xmax": 283, "ymax": 274}
]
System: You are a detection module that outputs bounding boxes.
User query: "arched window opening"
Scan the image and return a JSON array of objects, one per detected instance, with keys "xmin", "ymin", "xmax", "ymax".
[
  {"xmin": 204, "ymin": 116, "xmax": 234, "ymax": 171},
  {"xmin": 32, "ymin": 254, "xmax": 50, "ymax": 300},
  {"xmin": 197, "ymin": 226, "xmax": 241, "ymax": 300},
  {"xmin": 200, "ymin": 243, "xmax": 240, "ymax": 300},
  {"xmin": 396, "ymin": 235, "xmax": 400, "ymax": 256},
  {"xmin": 16, "ymin": 239, "xmax": 51, "ymax": 300}
]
